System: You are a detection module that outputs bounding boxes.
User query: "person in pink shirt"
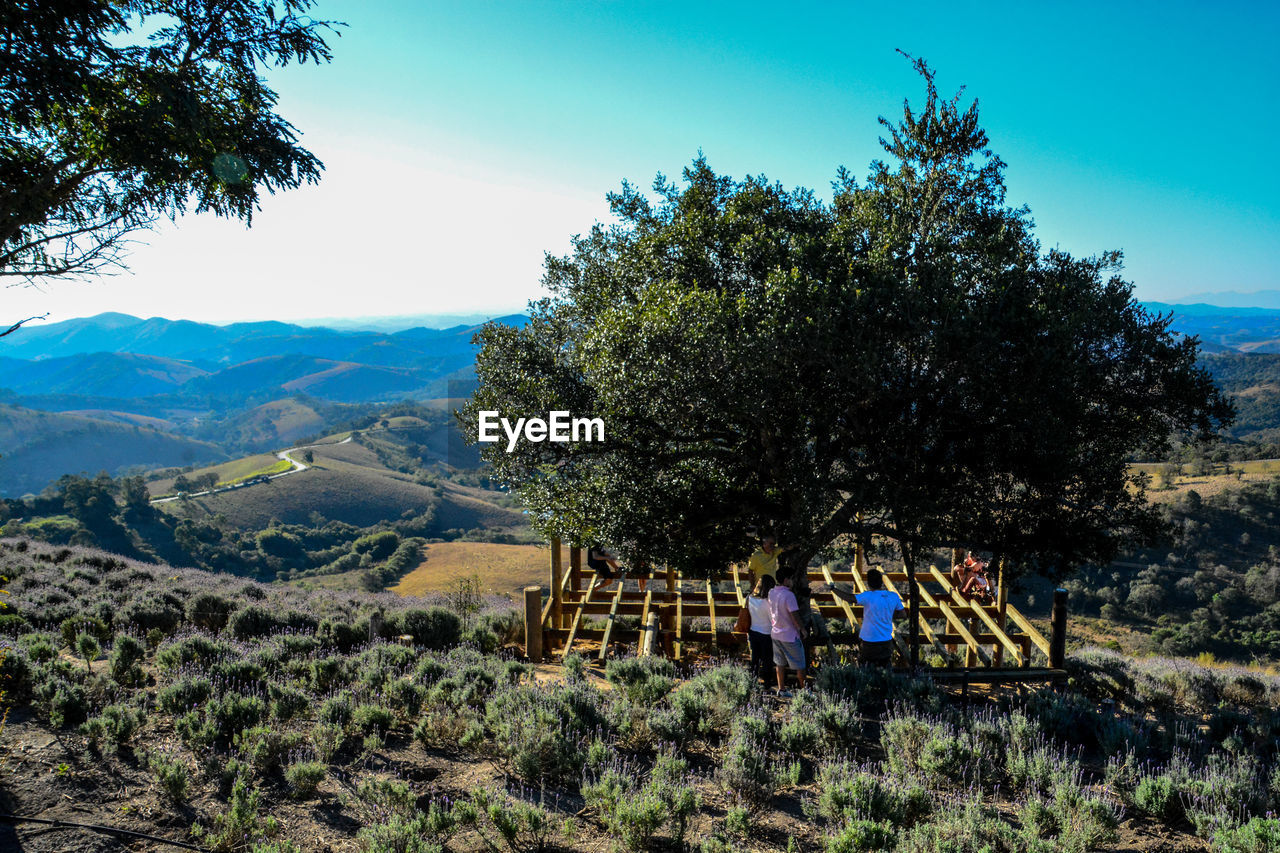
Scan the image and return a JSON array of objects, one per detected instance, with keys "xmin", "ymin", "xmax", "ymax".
[{"xmin": 768, "ymin": 567, "xmax": 807, "ymax": 696}]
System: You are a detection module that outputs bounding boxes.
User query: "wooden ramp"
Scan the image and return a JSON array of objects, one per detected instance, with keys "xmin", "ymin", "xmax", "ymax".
[{"xmin": 526, "ymin": 539, "xmax": 1068, "ymax": 678}]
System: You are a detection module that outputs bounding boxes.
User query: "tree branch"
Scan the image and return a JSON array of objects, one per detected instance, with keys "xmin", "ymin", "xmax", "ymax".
[{"xmin": 0, "ymin": 314, "xmax": 49, "ymax": 338}]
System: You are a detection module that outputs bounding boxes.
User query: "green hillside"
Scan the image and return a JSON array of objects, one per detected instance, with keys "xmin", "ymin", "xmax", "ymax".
[{"xmin": 0, "ymin": 404, "xmax": 225, "ymax": 497}]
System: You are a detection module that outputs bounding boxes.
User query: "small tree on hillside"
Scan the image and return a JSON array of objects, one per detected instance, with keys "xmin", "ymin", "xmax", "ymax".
[{"xmin": 464, "ymin": 58, "xmax": 1231, "ymax": 623}]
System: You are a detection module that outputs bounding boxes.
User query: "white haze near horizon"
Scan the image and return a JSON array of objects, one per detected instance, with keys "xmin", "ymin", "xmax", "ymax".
[{"xmin": 5, "ymin": 142, "xmax": 608, "ymax": 328}]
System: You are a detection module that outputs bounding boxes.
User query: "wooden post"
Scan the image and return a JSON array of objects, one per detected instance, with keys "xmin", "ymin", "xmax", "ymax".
[
  {"xmin": 369, "ymin": 609, "xmax": 384, "ymax": 642},
  {"xmin": 524, "ymin": 586, "xmax": 543, "ymax": 662},
  {"xmin": 665, "ymin": 563, "xmax": 676, "ymax": 602},
  {"xmin": 569, "ymin": 544, "xmax": 582, "ymax": 594},
  {"xmin": 1049, "ymin": 588, "xmax": 1068, "ymax": 670},
  {"xmin": 993, "ymin": 556, "xmax": 1007, "ymax": 666},
  {"xmin": 550, "ymin": 537, "xmax": 563, "ymax": 628},
  {"xmin": 904, "ymin": 547, "xmax": 920, "ymax": 671}
]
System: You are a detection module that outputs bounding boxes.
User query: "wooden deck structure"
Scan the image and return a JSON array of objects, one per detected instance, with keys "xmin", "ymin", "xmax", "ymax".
[{"xmin": 525, "ymin": 539, "xmax": 1069, "ymax": 681}]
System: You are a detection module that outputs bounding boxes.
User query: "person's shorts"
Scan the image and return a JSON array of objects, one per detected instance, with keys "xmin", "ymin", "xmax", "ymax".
[
  {"xmin": 772, "ymin": 637, "xmax": 806, "ymax": 670},
  {"xmin": 588, "ymin": 562, "xmax": 614, "ymax": 580},
  {"xmin": 860, "ymin": 639, "xmax": 894, "ymax": 667}
]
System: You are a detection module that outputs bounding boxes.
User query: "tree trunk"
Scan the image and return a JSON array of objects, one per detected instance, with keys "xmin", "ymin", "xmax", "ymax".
[{"xmin": 902, "ymin": 540, "xmax": 920, "ymax": 671}]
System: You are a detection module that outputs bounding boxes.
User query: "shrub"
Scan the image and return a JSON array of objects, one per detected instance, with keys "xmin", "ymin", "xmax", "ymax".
[
  {"xmin": 582, "ymin": 764, "xmax": 668, "ymax": 853},
  {"xmin": 268, "ymin": 684, "xmax": 310, "ymax": 722},
  {"xmin": 384, "ymin": 678, "xmax": 426, "ymax": 718},
  {"xmin": 156, "ymin": 635, "xmax": 233, "ymax": 671},
  {"xmin": 158, "ymin": 676, "xmax": 213, "ymax": 714},
  {"xmin": 187, "ymin": 592, "xmax": 234, "ymax": 633},
  {"xmin": 812, "ymin": 761, "xmax": 932, "ymax": 825},
  {"xmin": 309, "ymin": 656, "xmax": 349, "ymax": 692},
  {"xmin": 650, "ymin": 664, "xmax": 755, "ymax": 744},
  {"xmin": 118, "ymin": 591, "xmax": 183, "ymax": 633},
  {"xmin": 352, "ymin": 704, "xmax": 395, "ymax": 735},
  {"xmin": 485, "ymin": 682, "xmax": 606, "ymax": 784},
  {"xmin": 81, "ymin": 704, "xmax": 144, "ymax": 752},
  {"xmin": 399, "ymin": 608, "xmax": 462, "ymax": 650},
  {"xmin": 147, "ymin": 750, "xmax": 191, "ymax": 804},
  {"xmin": 717, "ymin": 714, "xmax": 783, "ymax": 809},
  {"xmin": 468, "ymin": 786, "xmax": 564, "ymax": 853},
  {"xmin": 318, "ymin": 694, "xmax": 353, "ymax": 727},
  {"xmin": 0, "ymin": 644, "xmax": 30, "ymax": 697},
  {"xmin": 356, "ymin": 807, "xmax": 459, "ymax": 853},
  {"xmin": 236, "ymin": 725, "xmax": 306, "ymax": 777},
  {"xmin": 203, "ymin": 694, "xmax": 267, "ymax": 747},
  {"xmin": 882, "ymin": 712, "xmax": 993, "ymax": 790},
  {"xmin": 108, "ymin": 634, "xmax": 146, "ymax": 686},
  {"xmin": 824, "ymin": 820, "xmax": 897, "ymax": 853},
  {"xmin": 318, "ymin": 618, "xmax": 365, "ymax": 652},
  {"xmin": 605, "ymin": 656, "xmax": 677, "ymax": 705},
  {"xmin": 791, "ymin": 689, "xmax": 861, "ymax": 750},
  {"xmin": 1214, "ymin": 818, "xmax": 1280, "ymax": 853},
  {"xmin": 192, "ymin": 775, "xmax": 279, "ymax": 852},
  {"xmin": 285, "ymin": 761, "xmax": 326, "ymax": 800},
  {"xmin": 1134, "ymin": 774, "xmax": 1180, "ymax": 822},
  {"xmin": 35, "ymin": 674, "xmax": 88, "ymax": 727}
]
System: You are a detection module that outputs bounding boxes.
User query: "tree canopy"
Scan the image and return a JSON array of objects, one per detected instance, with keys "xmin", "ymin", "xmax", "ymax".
[
  {"xmin": 466, "ymin": 57, "xmax": 1232, "ymax": 584},
  {"xmin": 1, "ymin": 0, "xmax": 340, "ymax": 334}
]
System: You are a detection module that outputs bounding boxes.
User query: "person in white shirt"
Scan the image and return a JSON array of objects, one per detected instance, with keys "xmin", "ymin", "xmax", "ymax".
[
  {"xmin": 745, "ymin": 575, "xmax": 775, "ymax": 686},
  {"xmin": 826, "ymin": 567, "xmax": 905, "ymax": 667}
]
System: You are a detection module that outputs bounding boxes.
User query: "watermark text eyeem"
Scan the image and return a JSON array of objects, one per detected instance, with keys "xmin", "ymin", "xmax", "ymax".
[{"xmin": 477, "ymin": 411, "xmax": 604, "ymax": 452}]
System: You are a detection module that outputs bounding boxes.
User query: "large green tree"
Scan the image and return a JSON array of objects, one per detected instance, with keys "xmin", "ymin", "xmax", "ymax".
[
  {"xmin": 466, "ymin": 59, "xmax": 1232, "ymax": 601},
  {"xmin": 1, "ymin": 0, "xmax": 339, "ymax": 335}
]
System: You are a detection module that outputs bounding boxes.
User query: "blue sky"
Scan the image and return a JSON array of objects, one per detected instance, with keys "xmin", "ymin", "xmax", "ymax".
[{"xmin": 11, "ymin": 0, "xmax": 1279, "ymax": 324}]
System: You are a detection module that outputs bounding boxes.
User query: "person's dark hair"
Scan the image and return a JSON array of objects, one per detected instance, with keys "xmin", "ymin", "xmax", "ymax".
[
  {"xmin": 866, "ymin": 568, "xmax": 884, "ymax": 589},
  {"xmin": 776, "ymin": 567, "xmax": 793, "ymax": 585},
  {"xmin": 755, "ymin": 575, "xmax": 776, "ymax": 596}
]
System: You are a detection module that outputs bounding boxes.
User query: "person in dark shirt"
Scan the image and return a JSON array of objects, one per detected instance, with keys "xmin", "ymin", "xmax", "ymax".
[{"xmin": 588, "ymin": 544, "xmax": 623, "ymax": 591}]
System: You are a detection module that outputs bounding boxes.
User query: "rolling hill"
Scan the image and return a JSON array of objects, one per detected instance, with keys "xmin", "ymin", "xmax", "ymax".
[
  {"xmin": 0, "ymin": 404, "xmax": 225, "ymax": 496},
  {"xmin": 158, "ymin": 425, "xmax": 527, "ymax": 535}
]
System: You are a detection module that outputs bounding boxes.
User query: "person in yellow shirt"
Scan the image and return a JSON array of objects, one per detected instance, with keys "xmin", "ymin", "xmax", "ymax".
[{"xmin": 746, "ymin": 535, "xmax": 787, "ymax": 585}]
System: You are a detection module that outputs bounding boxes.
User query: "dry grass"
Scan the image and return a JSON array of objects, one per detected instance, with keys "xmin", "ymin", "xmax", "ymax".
[
  {"xmin": 390, "ymin": 542, "xmax": 547, "ymax": 599},
  {"xmin": 1141, "ymin": 463, "xmax": 1280, "ymax": 504},
  {"xmin": 147, "ymin": 453, "xmax": 282, "ymax": 495}
]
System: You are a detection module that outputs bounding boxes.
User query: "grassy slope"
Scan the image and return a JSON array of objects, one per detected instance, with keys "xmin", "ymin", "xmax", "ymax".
[
  {"xmin": 0, "ymin": 404, "xmax": 226, "ymax": 497},
  {"xmin": 389, "ymin": 541, "xmax": 547, "ymax": 599},
  {"xmin": 3, "ymin": 539, "xmax": 1278, "ymax": 853},
  {"xmin": 157, "ymin": 433, "xmax": 526, "ymax": 534}
]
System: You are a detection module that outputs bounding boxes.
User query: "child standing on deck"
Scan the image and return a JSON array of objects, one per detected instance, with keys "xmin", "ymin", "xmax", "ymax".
[
  {"xmin": 769, "ymin": 568, "xmax": 807, "ymax": 696},
  {"xmin": 746, "ymin": 575, "xmax": 775, "ymax": 686}
]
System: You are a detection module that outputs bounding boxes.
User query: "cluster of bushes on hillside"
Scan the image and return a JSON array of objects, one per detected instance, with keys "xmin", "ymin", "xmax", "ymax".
[
  {"xmin": 0, "ymin": 473, "xmax": 445, "ymax": 586},
  {"xmin": 1064, "ymin": 477, "xmax": 1280, "ymax": 662},
  {"xmin": 2, "ymin": 539, "xmax": 1278, "ymax": 852}
]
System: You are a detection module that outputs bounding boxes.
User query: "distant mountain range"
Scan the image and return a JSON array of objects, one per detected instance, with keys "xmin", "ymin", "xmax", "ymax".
[
  {"xmin": 0, "ymin": 312, "xmax": 528, "ymax": 495},
  {"xmin": 1143, "ymin": 302, "xmax": 1280, "ymax": 354},
  {"xmin": 1168, "ymin": 290, "xmax": 1280, "ymax": 310}
]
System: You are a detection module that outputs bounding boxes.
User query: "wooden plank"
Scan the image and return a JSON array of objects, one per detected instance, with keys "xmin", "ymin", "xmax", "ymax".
[
  {"xmin": 925, "ymin": 667, "xmax": 1066, "ymax": 685},
  {"xmin": 675, "ymin": 584, "xmax": 684, "ymax": 660},
  {"xmin": 541, "ymin": 556, "xmax": 577, "ymax": 626},
  {"xmin": 821, "ymin": 564, "xmax": 860, "ymax": 635},
  {"xmin": 569, "ymin": 545, "xmax": 582, "ymax": 593},
  {"xmin": 596, "ymin": 583, "xmax": 626, "ymax": 662},
  {"xmin": 881, "ymin": 570, "xmax": 949, "ymax": 662},
  {"xmin": 560, "ymin": 581, "xmax": 595, "ymax": 661},
  {"xmin": 1005, "ymin": 604, "xmax": 1052, "ymax": 658},
  {"xmin": 937, "ymin": 601, "xmax": 993, "ymax": 666},
  {"xmin": 638, "ymin": 588, "xmax": 653, "ymax": 652},
  {"xmin": 706, "ymin": 581, "xmax": 718, "ymax": 647},
  {"xmin": 969, "ymin": 598, "xmax": 1024, "ymax": 666},
  {"xmin": 730, "ymin": 563, "xmax": 747, "ymax": 605},
  {"xmin": 550, "ymin": 538, "xmax": 563, "ymax": 627}
]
